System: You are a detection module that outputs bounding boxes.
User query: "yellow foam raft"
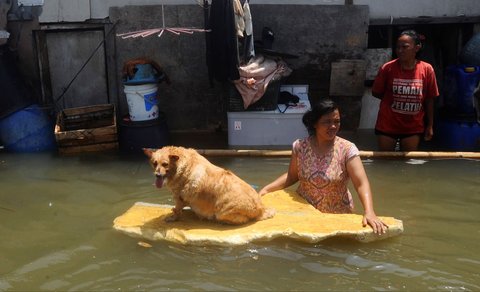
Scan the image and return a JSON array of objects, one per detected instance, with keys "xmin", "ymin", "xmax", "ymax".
[{"xmin": 113, "ymin": 190, "xmax": 403, "ymax": 246}]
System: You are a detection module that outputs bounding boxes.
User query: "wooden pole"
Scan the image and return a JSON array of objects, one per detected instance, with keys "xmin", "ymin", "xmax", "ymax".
[
  {"xmin": 359, "ymin": 151, "xmax": 480, "ymax": 159},
  {"xmin": 196, "ymin": 149, "xmax": 291, "ymax": 157},
  {"xmin": 196, "ymin": 149, "xmax": 480, "ymax": 159}
]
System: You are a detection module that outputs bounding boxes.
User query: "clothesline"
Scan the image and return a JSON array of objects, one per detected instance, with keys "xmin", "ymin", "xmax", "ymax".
[{"xmin": 116, "ymin": 4, "xmax": 210, "ymax": 39}]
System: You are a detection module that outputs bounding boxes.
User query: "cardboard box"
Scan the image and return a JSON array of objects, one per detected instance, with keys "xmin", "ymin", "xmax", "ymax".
[{"xmin": 54, "ymin": 104, "xmax": 118, "ymax": 155}]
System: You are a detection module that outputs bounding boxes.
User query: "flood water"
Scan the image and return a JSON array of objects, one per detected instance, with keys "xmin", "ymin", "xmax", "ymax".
[{"xmin": 1, "ymin": 151, "xmax": 479, "ymax": 291}]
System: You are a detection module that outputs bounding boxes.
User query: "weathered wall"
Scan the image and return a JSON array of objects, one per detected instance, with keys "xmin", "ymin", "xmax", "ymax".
[
  {"xmin": 249, "ymin": 5, "xmax": 368, "ymax": 131},
  {"xmin": 110, "ymin": 5, "xmax": 223, "ymax": 131},
  {"xmin": 7, "ymin": 0, "xmax": 480, "ymax": 132},
  {"xmin": 38, "ymin": 0, "xmax": 480, "ymax": 23},
  {"xmin": 110, "ymin": 4, "xmax": 368, "ymax": 131}
]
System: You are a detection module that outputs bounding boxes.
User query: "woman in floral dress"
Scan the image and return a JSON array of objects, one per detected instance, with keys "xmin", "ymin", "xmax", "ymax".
[{"xmin": 259, "ymin": 99, "xmax": 388, "ymax": 235}]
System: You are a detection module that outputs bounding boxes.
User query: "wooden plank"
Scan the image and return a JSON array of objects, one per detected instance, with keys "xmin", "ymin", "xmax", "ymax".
[
  {"xmin": 55, "ymin": 125, "xmax": 116, "ymax": 142},
  {"xmin": 58, "ymin": 142, "xmax": 119, "ymax": 155},
  {"xmin": 60, "ymin": 104, "xmax": 113, "ymax": 116},
  {"xmin": 59, "ymin": 105, "xmax": 115, "ymax": 131},
  {"xmin": 54, "ymin": 104, "xmax": 118, "ymax": 154},
  {"xmin": 56, "ymin": 134, "xmax": 117, "ymax": 146}
]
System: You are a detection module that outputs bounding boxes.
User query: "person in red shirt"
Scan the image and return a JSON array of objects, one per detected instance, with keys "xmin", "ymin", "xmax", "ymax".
[{"xmin": 372, "ymin": 30, "xmax": 439, "ymax": 151}]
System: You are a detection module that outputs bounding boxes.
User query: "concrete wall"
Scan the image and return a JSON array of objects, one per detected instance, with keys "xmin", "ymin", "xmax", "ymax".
[
  {"xmin": 40, "ymin": 0, "xmax": 90, "ymax": 22},
  {"xmin": 355, "ymin": 0, "xmax": 480, "ymax": 19},
  {"xmin": 110, "ymin": 4, "xmax": 369, "ymax": 131},
  {"xmin": 111, "ymin": 5, "xmax": 222, "ymax": 130},
  {"xmin": 38, "ymin": 0, "xmax": 480, "ymax": 23},
  {"xmin": 5, "ymin": 0, "xmax": 480, "ymax": 133}
]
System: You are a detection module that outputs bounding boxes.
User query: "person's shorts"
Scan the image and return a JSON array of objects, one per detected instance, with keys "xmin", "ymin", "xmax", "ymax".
[{"xmin": 375, "ymin": 129, "xmax": 423, "ymax": 140}]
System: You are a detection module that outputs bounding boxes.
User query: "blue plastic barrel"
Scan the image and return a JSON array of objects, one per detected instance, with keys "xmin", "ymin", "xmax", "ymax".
[
  {"xmin": 443, "ymin": 65, "xmax": 480, "ymax": 116},
  {"xmin": 0, "ymin": 104, "xmax": 56, "ymax": 152},
  {"xmin": 436, "ymin": 118, "xmax": 480, "ymax": 151}
]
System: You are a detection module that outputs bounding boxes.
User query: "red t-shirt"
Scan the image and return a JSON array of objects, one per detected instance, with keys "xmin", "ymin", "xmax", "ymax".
[{"xmin": 372, "ymin": 59, "xmax": 439, "ymax": 134}]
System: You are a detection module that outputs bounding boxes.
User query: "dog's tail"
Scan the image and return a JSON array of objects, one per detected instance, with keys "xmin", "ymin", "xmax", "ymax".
[{"xmin": 259, "ymin": 207, "xmax": 276, "ymax": 221}]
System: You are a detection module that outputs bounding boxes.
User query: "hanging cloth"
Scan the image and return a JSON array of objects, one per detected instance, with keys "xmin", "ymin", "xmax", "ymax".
[
  {"xmin": 233, "ymin": 0, "xmax": 245, "ymax": 38},
  {"xmin": 206, "ymin": 0, "xmax": 240, "ymax": 84},
  {"xmin": 233, "ymin": 0, "xmax": 254, "ymax": 64},
  {"xmin": 234, "ymin": 55, "xmax": 292, "ymax": 108},
  {"xmin": 242, "ymin": 1, "xmax": 255, "ymax": 63}
]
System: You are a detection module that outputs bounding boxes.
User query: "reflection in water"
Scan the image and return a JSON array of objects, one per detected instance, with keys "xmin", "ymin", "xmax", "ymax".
[{"xmin": 0, "ymin": 152, "xmax": 479, "ymax": 290}]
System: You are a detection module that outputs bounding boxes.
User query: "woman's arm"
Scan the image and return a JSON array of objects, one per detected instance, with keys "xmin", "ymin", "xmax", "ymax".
[
  {"xmin": 424, "ymin": 98, "xmax": 434, "ymax": 141},
  {"xmin": 346, "ymin": 156, "xmax": 388, "ymax": 234},
  {"xmin": 371, "ymin": 64, "xmax": 387, "ymax": 99},
  {"xmin": 258, "ymin": 152, "xmax": 299, "ymax": 195}
]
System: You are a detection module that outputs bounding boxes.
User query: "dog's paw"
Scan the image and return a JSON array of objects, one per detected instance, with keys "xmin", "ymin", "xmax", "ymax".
[{"xmin": 260, "ymin": 208, "xmax": 276, "ymax": 220}]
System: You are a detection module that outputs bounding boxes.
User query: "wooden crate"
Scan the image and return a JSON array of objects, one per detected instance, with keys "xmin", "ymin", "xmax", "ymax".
[{"xmin": 54, "ymin": 104, "xmax": 118, "ymax": 155}]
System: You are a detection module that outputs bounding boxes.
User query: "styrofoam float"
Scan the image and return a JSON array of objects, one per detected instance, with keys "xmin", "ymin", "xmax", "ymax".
[{"xmin": 113, "ymin": 190, "xmax": 403, "ymax": 246}]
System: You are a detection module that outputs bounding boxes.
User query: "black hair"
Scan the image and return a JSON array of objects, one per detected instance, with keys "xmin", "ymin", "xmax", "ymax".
[
  {"xmin": 399, "ymin": 29, "xmax": 422, "ymax": 46},
  {"xmin": 397, "ymin": 29, "xmax": 424, "ymax": 58},
  {"xmin": 302, "ymin": 98, "xmax": 339, "ymax": 136}
]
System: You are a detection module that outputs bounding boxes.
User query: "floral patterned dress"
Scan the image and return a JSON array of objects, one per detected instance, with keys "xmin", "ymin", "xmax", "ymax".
[{"xmin": 293, "ymin": 136, "xmax": 360, "ymax": 213}]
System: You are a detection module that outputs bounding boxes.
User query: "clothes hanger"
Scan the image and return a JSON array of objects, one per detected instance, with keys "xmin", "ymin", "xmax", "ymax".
[{"xmin": 116, "ymin": 4, "xmax": 210, "ymax": 39}]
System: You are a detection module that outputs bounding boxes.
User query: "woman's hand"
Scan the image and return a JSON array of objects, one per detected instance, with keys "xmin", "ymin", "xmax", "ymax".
[
  {"xmin": 258, "ymin": 152, "xmax": 299, "ymax": 196},
  {"xmin": 424, "ymin": 125, "xmax": 434, "ymax": 141},
  {"xmin": 258, "ymin": 188, "xmax": 269, "ymax": 196},
  {"xmin": 363, "ymin": 213, "xmax": 389, "ymax": 235}
]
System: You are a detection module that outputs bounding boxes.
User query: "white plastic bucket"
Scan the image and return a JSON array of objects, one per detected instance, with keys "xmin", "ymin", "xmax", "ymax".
[{"xmin": 123, "ymin": 84, "xmax": 159, "ymax": 121}]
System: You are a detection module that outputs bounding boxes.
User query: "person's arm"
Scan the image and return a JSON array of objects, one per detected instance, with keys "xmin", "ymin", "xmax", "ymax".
[
  {"xmin": 371, "ymin": 64, "xmax": 387, "ymax": 99},
  {"xmin": 424, "ymin": 64, "xmax": 439, "ymax": 141},
  {"xmin": 424, "ymin": 98, "xmax": 434, "ymax": 141},
  {"xmin": 346, "ymin": 156, "xmax": 388, "ymax": 235},
  {"xmin": 258, "ymin": 152, "xmax": 299, "ymax": 195}
]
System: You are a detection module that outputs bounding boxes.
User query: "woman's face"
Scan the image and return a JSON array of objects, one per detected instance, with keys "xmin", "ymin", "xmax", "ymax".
[
  {"xmin": 314, "ymin": 109, "xmax": 340, "ymax": 141},
  {"xmin": 396, "ymin": 34, "xmax": 420, "ymax": 63}
]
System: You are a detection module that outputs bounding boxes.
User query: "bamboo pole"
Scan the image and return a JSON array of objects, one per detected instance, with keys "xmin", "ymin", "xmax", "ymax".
[
  {"xmin": 196, "ymin": 149, "xmax": 291, "ymax": 157},
  {"xmin": 359, "ymin": 151, "xmax": 480, "ymax": 159},
  {"xmin": 196, "ymin": 149, "xmax": 480, "ymax": 159}
]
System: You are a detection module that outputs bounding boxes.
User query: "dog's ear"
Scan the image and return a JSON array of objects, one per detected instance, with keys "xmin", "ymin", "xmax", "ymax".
[
  {"xmin": 169, "ymin": 154, "xmax": 179, "ymax": 162},
  {"xmin": 143, "ymin": 148, "xmax": 155, "ymax": 158}
]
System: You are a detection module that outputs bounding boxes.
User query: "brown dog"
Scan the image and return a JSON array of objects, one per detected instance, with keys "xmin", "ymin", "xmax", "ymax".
[{"xmin": 144, "ymin": 146, "xmax": 275, "ymax": 225}]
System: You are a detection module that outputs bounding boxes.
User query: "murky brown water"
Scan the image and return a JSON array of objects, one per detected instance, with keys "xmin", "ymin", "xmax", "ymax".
[{"xmin": 1, "ymin": 152, "xmax": 479, "ymax": 291}]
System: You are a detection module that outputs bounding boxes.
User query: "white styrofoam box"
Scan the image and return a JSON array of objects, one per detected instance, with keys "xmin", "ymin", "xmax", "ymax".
[
  {"xmin": 277, "ymin": 84, "xmax": 311, "ymax": 113},
  {"xmin": 281, "ymin": 84, "xmax": 309, "ymax": 96},
  {"xmin": 227, "ymin": 111, "xmax": 308, "ymax": 147}
]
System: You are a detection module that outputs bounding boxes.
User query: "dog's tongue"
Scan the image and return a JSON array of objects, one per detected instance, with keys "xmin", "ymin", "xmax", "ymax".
[{"xmin": 155, "ymin": 176, "xmax": 164, "ymax": 188}]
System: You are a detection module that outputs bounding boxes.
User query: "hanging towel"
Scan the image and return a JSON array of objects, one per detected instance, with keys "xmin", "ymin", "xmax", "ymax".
[{"xmin": 234, "ymin": 55, "xmax": 292, "ymax": 108}]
